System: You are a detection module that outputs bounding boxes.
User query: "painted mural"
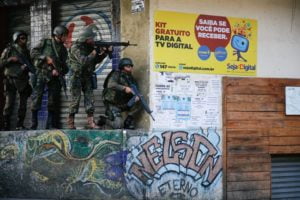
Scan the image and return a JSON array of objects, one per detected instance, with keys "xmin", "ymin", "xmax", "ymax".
[
  {"xmin": 0, "ymin": 129, "xmax": 222, "ymax": 199},
  {"xmin": 0, "ymin": 130, "xmax": 133, "ymax": 199},
  {"xmin": 126, "ymin": 129, "xmax": 222, "ymax": 200}
]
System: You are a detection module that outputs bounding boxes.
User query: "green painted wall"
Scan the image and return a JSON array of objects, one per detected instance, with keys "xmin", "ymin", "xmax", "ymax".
[
  {"xmin": 0, "ymin": 130, "xmax": 139, "ymax": 199},
  {"xmin": 0, "ymin": 129, "xmax": 223, "ymax": 200}
]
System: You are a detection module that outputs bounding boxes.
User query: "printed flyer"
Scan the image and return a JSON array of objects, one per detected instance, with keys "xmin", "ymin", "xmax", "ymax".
[
  {"xmin": 153, "ymin": 10, "xmax": 257, "ymax": 76},
  {"xmin": 152, "ymin": 72, "xmax": 221, "ymax": 130}
]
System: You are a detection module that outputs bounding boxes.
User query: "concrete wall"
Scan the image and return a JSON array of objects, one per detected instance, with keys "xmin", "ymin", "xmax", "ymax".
[
  {"xmin": 0, "ymin": 129, "xmax": 221, "ymax": 200},
  {"xmin": 120, "ymin": 0, "xmax": 151, "ymax": 129},
  {"xmin": 149, "ymin": 0, "xmax": 300, "ymax": 78},
  {"xmin": 0, "ymin": 130, "xmax": 134, "ymax": 199},
  {"xmin": 127, "ymin": 129, "xmax": 222, "ymax": 200},
  {"xmin": 137, "ymin": 1, "xmax": 300, "ymax": 199}
]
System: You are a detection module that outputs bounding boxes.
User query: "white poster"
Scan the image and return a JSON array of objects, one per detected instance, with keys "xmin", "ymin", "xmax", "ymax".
[
  {"xmin": 152, "ymin": 72, "xmax": 222, "ymax": 130},
  {"xmin": 286, "ymin": 86, "xmax": 300, "ymax": 115},
  {"xmin": 131, "ymin": 0, "xmax": 145, "ymax": 13}
]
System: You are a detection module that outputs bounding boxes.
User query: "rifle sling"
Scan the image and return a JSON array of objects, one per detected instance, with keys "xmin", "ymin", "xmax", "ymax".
[
  {"xmin": 51, "ymin": 38, "xmax": 63, "ymax": 71},
  {"xmin": 51, "ymin": 39, "xmax": 60, "ymax": 59}
]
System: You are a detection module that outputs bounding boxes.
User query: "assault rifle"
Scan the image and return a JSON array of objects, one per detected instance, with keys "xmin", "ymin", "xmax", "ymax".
[
  {"xmin": 94, "ymin": 41, "xmax": 137, "ymax": 58},
  {"xmin": 127, "ymin": 83, "xmax": 155, "ymax": 121},
  {"xmin": 49, "ymin": 39, "xmax": 68, "ymax": 99},
  {"xmin": 49, "ymin": 60, "xmax": 67, "ymax": 99},
  {"xmin": 10, "ymin": 44, "xmax": 36, "ymax": 74},
  {"xmin": 94, "ymin": 41, "xmax": 137, "ymax": 47}
]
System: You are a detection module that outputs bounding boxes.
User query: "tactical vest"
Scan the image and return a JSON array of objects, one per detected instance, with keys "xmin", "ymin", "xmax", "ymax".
[
  {"xmin": 1, "ymin": 44, "xmax": 30, "ymax": 79},
  {"xmin": 68, "ymin": 42, "xmax": 96, "ymax": 77},
  {"xmin": 102, "ymin": 70, "xmax": 135, "ymax": 105},
  {"xmin": 33, "ymin": 38, "xmax": 68, "ymax": 82}
]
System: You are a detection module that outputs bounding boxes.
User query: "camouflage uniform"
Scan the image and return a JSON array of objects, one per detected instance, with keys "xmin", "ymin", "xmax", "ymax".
[
  {"xmin": 31, "ymin": 37, "xmax": 68, "ymax": 129},
  {"xmin": 66, "ymin": 24, "xmax": 113, "ymax": 129},
  {"xmin": 0, "ymin": 42, "xmax": 32, "ymax": 130},
  {"xmin": 101, "ymin": 69, "xmax": 141, "ymax": 129},
  {"xmin": 68, "ymin": 42, "xmax": 107, "ymax": 115}
]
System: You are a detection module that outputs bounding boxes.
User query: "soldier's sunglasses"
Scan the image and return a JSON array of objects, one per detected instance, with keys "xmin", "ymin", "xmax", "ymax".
[
  {"xmin": 124, "ymin": 65, "xmax": 133, "ymax": 68},
  {"xmin": 19, "ymin": 37, "xmax": 27, "ymax": 40}
]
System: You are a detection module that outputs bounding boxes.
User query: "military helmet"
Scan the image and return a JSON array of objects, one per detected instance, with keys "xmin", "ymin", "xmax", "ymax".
[
  {"xmin": 78, "ymin": 25, "xmax": 96, "ymax": 42},
  {"xmin": 13, "ymin": 31, "xmax": 27, "ymax": 43},
  {"xmin": 53, "ymin": 25, "xmax": 69, "ymax": 36},
  {"xmin": 119, "ymin": 58, "xmax": 134, "ymax": 69}
]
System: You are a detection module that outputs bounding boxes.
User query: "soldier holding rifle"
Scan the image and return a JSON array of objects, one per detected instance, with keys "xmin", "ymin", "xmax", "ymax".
[
  {"xmin": 0, "ymin": 31, "xmax": 32, "ymax": 130},
  {"xmin": 67, "ymin": 25, "xmax": 113, "ymax": 129},
  {"xmin": 30, "ymin": 25, "xmax": 69, "ymax": 130},
  {"xmin": 98, "ymin": 58, "xmax": 142, "ymax": 129}
]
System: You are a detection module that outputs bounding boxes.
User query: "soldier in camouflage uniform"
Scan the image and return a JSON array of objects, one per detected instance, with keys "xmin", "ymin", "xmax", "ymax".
[
  {"xmin": 0, "ymin": 31, "xmax": 32, "ymax": 130},
  {"xmin": 98, "ymin": 58, "xmax": 141, "ymax": 129},
  {"xmin": 30, "ymin": 25, "xmax": 69, "ymax": 130},
  {"xmin": 67, "ymin": 25, "xmax": 113, "ymax": 129}
]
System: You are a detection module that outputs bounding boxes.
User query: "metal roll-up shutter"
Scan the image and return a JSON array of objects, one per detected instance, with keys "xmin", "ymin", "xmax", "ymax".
[
  {"xmin": 271, "ymin": 155, "xmax": 300, "ymax": 199},
  {"xmin": 53, "ymin": 0, "xmax": 117, "ymax": 129},
  {"xmin": 6, "ymin": 5, "xmax": 31, "ymax": 129}
]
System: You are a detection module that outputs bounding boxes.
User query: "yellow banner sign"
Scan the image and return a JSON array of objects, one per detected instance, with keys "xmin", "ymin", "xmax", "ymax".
[{"xmin": 154, "ymin": 10, "xmax": 257, "ymax": 76}]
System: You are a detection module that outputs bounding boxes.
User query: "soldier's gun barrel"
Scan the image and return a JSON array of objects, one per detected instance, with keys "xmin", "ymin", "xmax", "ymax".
[
  {"xmin": 94, "ymin": 41, "xmax": 137, "ymax": 59},
  {"xmin": 94, "ymin": 41, "xmax": 137, "ymax": 47},
  {"xmin": 127, "ymin": 84, "xmax": 155, "ymax": 121}
]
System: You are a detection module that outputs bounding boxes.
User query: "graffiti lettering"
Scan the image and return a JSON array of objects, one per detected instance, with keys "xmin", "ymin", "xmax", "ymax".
[
  {"xmin": 158, "ymin": 179, "xmax": 198, "ymax": 198},
  {"xmin": 129, "ymin": 131, "xmax": 222, "ymax": 186}
]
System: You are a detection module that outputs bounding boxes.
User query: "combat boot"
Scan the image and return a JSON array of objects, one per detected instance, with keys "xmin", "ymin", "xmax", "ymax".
[
  {"xmin": 46, "ymin": 112, "xmax": 54, "ymax": 129},
  {"xmin": 97, "ymin": 115, "xmax": 106, "ymax": 126},
  {"xmin": 52, "ymin": 111, "xmax": 60, "ymax": 129},
  {"xmin": 87, "ymin": 113, "xmax": 99, "ymax": 129},
  {"xmin": 124, "ymin": 115, "xmax": 135, "ymax": 129},
  {"xmin": 46, "ymin": 111, "xmax": 60, "ymax": 129},
  {"xmin": 31, "ymin": 110, "xmax": 38, "ymax": 130},
  {"xmin": 67, "ymin": 114, "xmax": 76, "ymax": 129},
  {"xmin": 16, "ymin": 117, "xmax": 26, "ymax": 130},
  {"xmin": 3, "ymin": 115, "xmax": 10, "ymax": 131}
]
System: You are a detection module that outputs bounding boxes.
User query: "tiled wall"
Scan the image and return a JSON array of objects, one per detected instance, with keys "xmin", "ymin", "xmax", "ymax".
[
  {"xmin": 30, "ymin": 0, "xmax": 51, "ymax": 48},
  {"xmin": 29, "ymin": 0, "xmax": 52, "ymax": 129}
]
